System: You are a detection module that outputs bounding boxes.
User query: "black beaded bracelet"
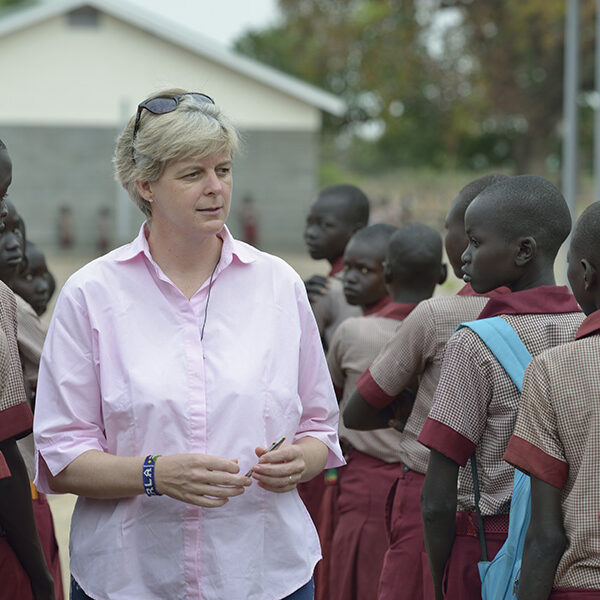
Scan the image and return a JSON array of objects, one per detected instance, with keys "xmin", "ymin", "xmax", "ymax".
[{"xmin": 142, "ymin": 455, "xmax": 162, "ymax": 497}]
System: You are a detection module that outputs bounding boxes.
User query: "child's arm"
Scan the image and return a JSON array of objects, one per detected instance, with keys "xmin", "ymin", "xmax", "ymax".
[
  {"xmin": 343, "ymin": 387, "xmax": 414, "ymax": 431},
  {"xmin": 517, "ymin": 476, "xmax": 566, "ymax": 600},
  {"xmin": 304, "ymin": 274, "xmax": 329, "ymax": 303},
  {"xmin": 421, "ymin": 449, "xmax": 459, "ymax": 600},
  {"xmin": 0, "ymin": 439, "xmax": 55, "ymax": 600}
]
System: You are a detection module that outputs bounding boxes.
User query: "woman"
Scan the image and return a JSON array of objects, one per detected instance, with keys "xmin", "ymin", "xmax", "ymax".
[{"xmin": 33, "ymin": 90, "xmax": 344, "ymax": 600}]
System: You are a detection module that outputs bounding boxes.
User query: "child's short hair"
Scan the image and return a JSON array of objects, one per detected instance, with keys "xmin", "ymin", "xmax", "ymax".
[
  {"xmin": 114, "ymin": 88, "xmax": 239, "ymax": 219},
  {"xmin": 349, "ymin": 222, "xmax": 397, "ymax": 255},
  {"xmin": 387, "ymin": 222, "xmax": 442, "ymax": 281},
  {"xmin": 456, "ymin": 173, "xmax": 509, "ymax": 211},
  {"xmin": 319, "ymin": 184, "xmax": 370, "ymax": 226},
  {"xmin": 571, "ymin": 202, "xmax": 600, "ymax": 264},
  {"xmin": 474, "ymin": 174, "xmax": 571, "ymax": 258}
]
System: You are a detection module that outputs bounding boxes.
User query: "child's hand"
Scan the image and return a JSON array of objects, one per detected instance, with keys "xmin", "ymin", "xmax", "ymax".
[
  {"xmin": 250, "ymin": 444, "xmax": 305, "ymax": 493},
  {"xmin": 304, "ymin": 275, "xmax": 329, "ymax": 302},
  {"xmin": 389, "ymin": 388, "xmax": 416, "ymax": 431}
]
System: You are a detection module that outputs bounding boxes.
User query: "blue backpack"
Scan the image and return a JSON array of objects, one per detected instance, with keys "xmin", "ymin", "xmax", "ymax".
[{"xmin": 457, "ymin": 316, "xmax": 532, "ymax": 600}]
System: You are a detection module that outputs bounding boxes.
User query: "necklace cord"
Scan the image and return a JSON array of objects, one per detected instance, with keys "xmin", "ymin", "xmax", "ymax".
[{"xmin": 200, "ymin": 260, "xmax": 219, "ymax": 341}]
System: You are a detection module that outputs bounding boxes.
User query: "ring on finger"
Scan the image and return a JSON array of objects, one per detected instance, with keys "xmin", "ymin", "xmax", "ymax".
[{"xmin": 289, "ymin": 475, "xmax": 293, "ymax": 483}]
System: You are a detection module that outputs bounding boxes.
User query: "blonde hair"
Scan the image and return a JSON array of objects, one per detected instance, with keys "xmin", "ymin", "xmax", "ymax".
[{"xmin": 114, "ymin": 88, "xmax": 240, "ymax": 219}]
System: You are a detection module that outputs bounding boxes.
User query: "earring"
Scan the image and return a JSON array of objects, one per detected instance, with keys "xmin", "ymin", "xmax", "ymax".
[{"xmin": 147, "ymin": 197, "xmax": 153, "ymax": 203}]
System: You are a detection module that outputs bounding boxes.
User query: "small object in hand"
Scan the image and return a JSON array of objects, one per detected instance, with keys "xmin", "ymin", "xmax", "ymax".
[{"xmin": 245, "ymin": 436, "xmax": 286, "ymax": 477}]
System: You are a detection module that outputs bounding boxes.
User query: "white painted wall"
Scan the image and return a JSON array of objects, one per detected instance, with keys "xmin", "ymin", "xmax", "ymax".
[{"xmin": 0, "ymin": 12, "xmax": 321, "ymax": 130}]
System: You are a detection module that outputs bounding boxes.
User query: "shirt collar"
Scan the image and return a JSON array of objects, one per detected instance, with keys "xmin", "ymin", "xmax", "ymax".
[
  {"xmin": 374, "ymin": 301, "xmax": 417, "ymax": 321},
  {"xmin": 329, "ymin": 256, "xmax": 344, "ymax": 277},
  {"xmin": 363, "ymin": 295, "xmax": 392, "ymax": 317},
  {"xmin": 575, "ymin": 309, "xmax": 600, "ymax": 340},
  {"xmin": 114, "ymin": 223, "xmax": 256, "ymax": 267},
  {"xmin": 477, "ymin": 285, "xmax": 581, "ymax": 320},
  {"xmin": 456, "ymin": 283, "xmax": 511, "ymax": 298}
]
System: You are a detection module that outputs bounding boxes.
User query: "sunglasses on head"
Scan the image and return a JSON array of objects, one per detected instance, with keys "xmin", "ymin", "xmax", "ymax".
[{"xmin": 131, "ymin": 92, "xmax": 215, "ymax": 161}]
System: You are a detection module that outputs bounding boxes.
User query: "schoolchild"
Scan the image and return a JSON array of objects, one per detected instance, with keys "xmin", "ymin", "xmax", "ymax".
[
  {"xmin": 0, "ymin": 198, "xmax": 24, "ymax": 286},
  {"xmin": 300, "ymin": 184, "xmax": 369, "ymax": 534},
  {"xmin": 418, "ymin": 175, "xmax": 584, "ymax": 600},
  {"xmin": 342, "ymin": 173, "xmax": 509, "ymax": 600},
  {"xmin": 327, "ymin": 222, "xmax": 444, "ymax": 600},
  {"xmin": 504, "ymin": 201, "xmax": 600, "ymax": 599},
  {"xmin": 0, "ymin": 140, "xmax": 55, "ymax": 600},
  {"xmin": 0, "ymin": 204, "xmax": 63, "ymax": 599},
  {"xmin": 303, "ymin": 184, "xmax": 369, "ymax": 350},
  {"xmin": 13, "ymin": 241, "xmax": 52, "ymax": 318}
]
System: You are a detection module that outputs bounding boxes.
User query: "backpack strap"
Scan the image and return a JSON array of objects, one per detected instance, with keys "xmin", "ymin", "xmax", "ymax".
[
  {"xmin": 456, "ymin": 317, "xmax": 533, "ymax": 563},
  {"xmin": 457, "ymin": 317, "xmax": 532, "ymax": 392}
]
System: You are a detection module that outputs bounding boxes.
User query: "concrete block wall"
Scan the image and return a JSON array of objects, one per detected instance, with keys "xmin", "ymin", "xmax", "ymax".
[{"xmin": 1, "ymin": 125, "xmax": 317, "ymax": 254}]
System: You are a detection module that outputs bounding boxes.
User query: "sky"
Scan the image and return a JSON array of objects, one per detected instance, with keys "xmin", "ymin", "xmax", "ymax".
[{"xmin": 124, "ymin": 0, "xmax": 281, "ymax": 47}]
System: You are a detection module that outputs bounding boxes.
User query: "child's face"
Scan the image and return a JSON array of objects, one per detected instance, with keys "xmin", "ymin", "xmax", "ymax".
[
  {"xmin": 13, "ymin": 246, "xmax": 51, "ymax": 316},
  {"xmin": 342, "ymin": 238, "xmax": 387, "ymax": 307},
  {"xmin": 462, "ymin": 201, "xmax": 519, "ymax": 294},
  {"xmin": 0, "ymin": 149, "xmax": 12, "ymax": 230},
  {"xmin": 0, "ymin": 202, "xmax": 25, "ymax": 285},
  {"xmin": 304, "ymin": 197, "xmax": 357, "ymax": 262},
  {"xmin": 444, "ymin": 195, "xmax": 469, "ymax": 279}
]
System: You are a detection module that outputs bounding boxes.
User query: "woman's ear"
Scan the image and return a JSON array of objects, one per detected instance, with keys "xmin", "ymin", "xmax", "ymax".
[
  {"xmin": 134, "ymin": 180, "xmax": 153, "ymax": 202},
  {"xmin": 515, "ymin": 236, "xmax": 536, "ymax": 266}
]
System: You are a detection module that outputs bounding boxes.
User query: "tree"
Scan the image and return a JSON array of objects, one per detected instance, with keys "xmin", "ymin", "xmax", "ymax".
[{"xmin": 235, "ymin": 0, "xmax": 596, "ymax": 173}]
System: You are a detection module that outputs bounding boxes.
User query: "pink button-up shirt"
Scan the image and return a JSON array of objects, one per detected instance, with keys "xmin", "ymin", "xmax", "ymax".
[{"xmin": 34, "ymin": 224, "xmax": 344, "ymax": 600}]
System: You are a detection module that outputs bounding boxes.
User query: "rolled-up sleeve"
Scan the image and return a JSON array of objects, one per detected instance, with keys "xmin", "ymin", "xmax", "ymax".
[
  {"xmin": 33, "ymin": 287, "xmax": 106, "ymax": 493},
  {"xmin": 293, "ymin": 281, "xmax": 345, "ymax": 469}
]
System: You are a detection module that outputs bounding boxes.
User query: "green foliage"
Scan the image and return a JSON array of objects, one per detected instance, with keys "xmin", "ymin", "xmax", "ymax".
[{"xmin": 235, "ymin": 0, "xmax": 596, "ymax": 174}]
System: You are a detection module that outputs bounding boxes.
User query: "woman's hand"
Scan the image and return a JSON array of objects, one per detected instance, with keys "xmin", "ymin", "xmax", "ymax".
[
  {"xmin": 154, "ymin": 454, "xmax": 252, "ymax": 508},
  {"xmin": 250, "ymin": 443, "xmax": 306, "ymax": 493},
  {"xmin": 251, "ymin": 437, "xmax": 329, "ymax": 493}
]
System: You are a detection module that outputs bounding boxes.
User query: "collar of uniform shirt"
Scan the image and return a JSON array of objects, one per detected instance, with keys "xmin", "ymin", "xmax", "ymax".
[
  {"xmin": 374, "ymin": 301, "xmax": 417, "ymax": 321},
  {"xmin": 477, "ymin": 285, "xmax": 581, "ymax": 320},
  {"xmin": 574, "ymin": 308, "xmax": 600, "ymax": 340}
]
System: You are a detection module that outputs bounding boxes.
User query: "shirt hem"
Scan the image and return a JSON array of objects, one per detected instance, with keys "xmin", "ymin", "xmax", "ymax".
[
  {"xmin": 0, "ymin": 402, "xmax": 33, "ymax": 442},
  {"xmin": 357, "ymin": 370, "xmax": 394, "ymax": 409},
  {"xmin": 417, "ymin": 418, "xmax": 475, "ymax": 466}
]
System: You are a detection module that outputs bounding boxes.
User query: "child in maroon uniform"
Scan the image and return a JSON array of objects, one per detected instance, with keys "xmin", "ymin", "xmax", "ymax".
[
  {"xmin": 301, "ymin": 184, "xmax": 370, "ymax": 557},
  {"xmin": 0, "ymin": 140, "xmax": 55, "ymax": 600},
  {"xmin": 327, "ymin": 222, "xmax": 445, "ymax": 600},
  {"xmin": 504, "ymin": 201, "xmax": 600, "ymax": 599},
  {"xmin": 303, "ymin": 184, "xmax": 369, "ymax": 350},
  {"xmin": 418, "ymin": 175, "xmax": 584, "ymax": 600},
  {"xmin": 343, "ymin": 173, "xmax": 509, "ymax": 600}
]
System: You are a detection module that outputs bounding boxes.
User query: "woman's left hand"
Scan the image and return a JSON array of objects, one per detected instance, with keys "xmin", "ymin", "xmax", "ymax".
[{"xmin": 250, "ymin": 443, "xmax": 306, "ymax": 493}]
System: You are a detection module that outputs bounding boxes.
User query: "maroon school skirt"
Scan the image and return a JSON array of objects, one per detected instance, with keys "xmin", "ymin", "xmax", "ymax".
[
  {"xmin": 328, "ymin": 450, "xmax": 402, "ymax": 600},
  {"xmin": 551, "ymin": 590, "xmax": 600, "ymax": 599},
  {"xmin": 442, "ymin": 512, "xmax": 509, "ymax": 600},
  {"xmin": 33, "ymin": 491, "xmax": 65, "ymax": 600},
  {"xmin": 378, "ymin": 466, "xmax": 435, "ymax": 600}
]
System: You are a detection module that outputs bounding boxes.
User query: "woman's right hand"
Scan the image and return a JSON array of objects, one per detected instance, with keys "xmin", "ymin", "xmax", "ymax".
[{"xmin": 154, "ymin": 454, "xmax": 252, "ymax": 508}]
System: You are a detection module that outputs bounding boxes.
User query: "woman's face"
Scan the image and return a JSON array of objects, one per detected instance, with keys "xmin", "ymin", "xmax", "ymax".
[{"xmin": 139, "ymin": 150, "xmax": 233, "ymax": 240}]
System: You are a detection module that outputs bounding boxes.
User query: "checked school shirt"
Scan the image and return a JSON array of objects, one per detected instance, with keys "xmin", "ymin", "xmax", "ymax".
[
  {"xmin": 355, "ymin": 284, "xmax": 507, "ymax": 475},
  {"xmin": 0, "ymin": 281, "xmax": 32, "ymax": 479},
  {"xmin": 504, "ymin": 310, "xmax": 600, "ymax": 590},
  {"xmin": 418, "ymin": 286, "xmax": 583, "ymax": 516},
  {"xmin": 327, "ymin": 302, "xmax": 416, "ymax": 463}
]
